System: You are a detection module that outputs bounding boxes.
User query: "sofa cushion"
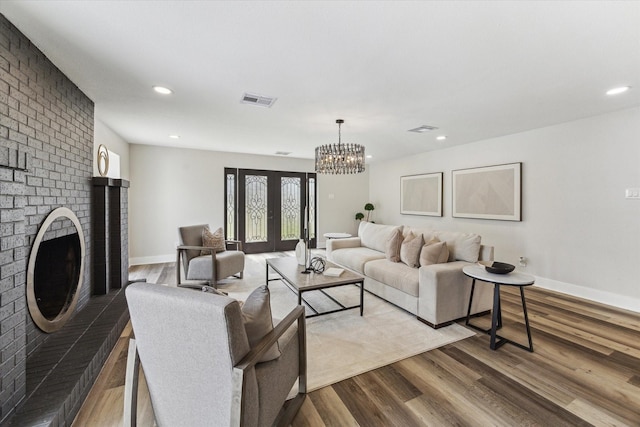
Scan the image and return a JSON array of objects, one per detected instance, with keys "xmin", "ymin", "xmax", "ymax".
[
  {"xmin": 330, "ymin": 247, "xmax": 385, "ymax": 274},
  {"xmin": 358, "ymin": 221, "xmax": 403, "ymax": 253},
  {"xmin": 435, "ymin": 231, "xmax": 481, "ymax": 263},
  {"xmin": 400, "ymin": 232, "xmax": 423, "ymax": 268},
  {"xmin": 364, "ymin": 259, "xmax": 419, "ymax": 297},
  {"xmin": 420, "ymin": 238, "xmax": 450, "ymax": 266},
  {"xmin": 385, "ymin": 228, "xmax": 403, "ymax": 262}
]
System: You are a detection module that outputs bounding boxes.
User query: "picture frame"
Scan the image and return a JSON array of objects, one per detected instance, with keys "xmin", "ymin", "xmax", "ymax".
[
  {"xmin": 452, "ymin": 162, "xmax": 522, "ymax": 221},
  {"xmin": 400, "ymin": 172, "xmax": 443, "ymax": 216}
]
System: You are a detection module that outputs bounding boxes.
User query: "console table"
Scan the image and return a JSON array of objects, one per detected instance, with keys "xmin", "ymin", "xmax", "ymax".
[{"xmin": 463, "ymin": 265, "xmax": 535, "ymax": 352}]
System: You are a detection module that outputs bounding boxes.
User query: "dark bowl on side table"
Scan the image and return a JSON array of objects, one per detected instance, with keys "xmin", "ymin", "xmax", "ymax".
[{"xmin": 482, "ymin": 261, "xmax": 515, "ymax": 274}]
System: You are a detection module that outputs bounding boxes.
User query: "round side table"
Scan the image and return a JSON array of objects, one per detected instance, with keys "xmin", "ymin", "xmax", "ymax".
[
  {"xmin": 463, "ymin": 264, "xmax": 535, "ymax": 352},
  {"xmin": 323, "ymin": 232, "xmax": 352, "ymax": 239}
]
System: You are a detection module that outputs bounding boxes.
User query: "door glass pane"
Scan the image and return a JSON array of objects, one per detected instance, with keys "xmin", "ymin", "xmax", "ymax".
[
  {"xmin": 309, "ymin": 177, "xmax": 316, "ymax": 239},
  {"xmin": 245, "ymin": 175, "xmax": 268, "ymax": 242},
  {"xmin": 280, "ymin": 177, "xmax": 301, "ymax": 241},
  {"xmin": 226, "ymin": 172, "xmax": 235, "ymax": 240}
]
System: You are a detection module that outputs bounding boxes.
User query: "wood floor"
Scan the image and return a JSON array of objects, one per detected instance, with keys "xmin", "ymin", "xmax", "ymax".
[{"xmin": 73, "ymin": 253, "xmax": 640, "ymax": 426}]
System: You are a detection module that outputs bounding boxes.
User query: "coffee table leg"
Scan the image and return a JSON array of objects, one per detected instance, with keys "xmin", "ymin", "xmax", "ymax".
[
  {"xmin": 360, "ymin": 281, "xmax": 364, "ymax": 316},
  {"xmin": 490, "ymin": 284, "xmax": 501, "ymax": 350}
]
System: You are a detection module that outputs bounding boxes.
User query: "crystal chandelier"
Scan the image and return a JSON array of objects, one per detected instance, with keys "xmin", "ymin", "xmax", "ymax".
[{"xmin": 315, "ymin": 119, "xmax": 365, "ymax": 174}]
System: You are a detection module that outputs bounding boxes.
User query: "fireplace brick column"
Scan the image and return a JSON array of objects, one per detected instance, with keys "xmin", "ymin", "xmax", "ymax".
[
  {"xmin": 92, "ymin": 177, "xmax": 129, "ymax": 295},
  {"xmin": 0, "ymin": 150, "xmax": 28, "ymax": 421}
]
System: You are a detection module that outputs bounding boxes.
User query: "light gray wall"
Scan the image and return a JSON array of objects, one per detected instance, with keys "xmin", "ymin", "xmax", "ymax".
[
  {"xmin": 317, "ymin": 170, "xmax": 371, "ymax": 245},
  {"xmin": 128, "ymin": 145, "xmax": 369, "ymax": 264},
  {"xmin": 93, "ymin": 117, "xmax": 130, "ymax": 180},
  {"xmin": 369, "ymin": 107, "xmax": 640, "ymax": 311}
]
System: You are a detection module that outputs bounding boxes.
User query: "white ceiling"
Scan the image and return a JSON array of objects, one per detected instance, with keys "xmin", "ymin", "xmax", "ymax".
[{"xmin": 1, "ymin": 1, "xmax": 639, "ymax": 163}]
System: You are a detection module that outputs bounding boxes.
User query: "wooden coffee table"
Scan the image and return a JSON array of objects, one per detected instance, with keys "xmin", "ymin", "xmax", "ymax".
[{"xmin": 266, "ymin": 257, "xmax": 364, "ymax": 318}]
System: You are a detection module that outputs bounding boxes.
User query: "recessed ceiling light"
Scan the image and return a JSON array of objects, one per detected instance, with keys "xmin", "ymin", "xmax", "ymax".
[
  {"xmin": 153, "ymin": 86, "xmax": 173, "ymax": 95},
  {"xmin": 366, "ymin": 155, "xmax": 373, "ymax": 159},
  {"xmin": 606, "ymin": 86, "xmax": 631, "ymax": 95},
  {"xmin": 168, "ymin": 134, "xmax": 180, "ymax": 139},
  {"xmin": 436, "ymin": 135, "xmax": 447, "ymax": 141},
  {"xmin": 408, "ymin": 125, "xmax": 438, "ymax": 133}
]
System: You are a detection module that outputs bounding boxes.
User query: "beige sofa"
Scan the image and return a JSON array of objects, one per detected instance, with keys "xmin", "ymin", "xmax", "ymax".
[{"xmin": 327, "ymin": 221, "xmax": 494, "ymax": 328}]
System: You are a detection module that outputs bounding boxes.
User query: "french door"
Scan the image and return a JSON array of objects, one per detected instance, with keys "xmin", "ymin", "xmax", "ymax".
[{"xmin": 225, "ymin": 168, "xmax": 316, "ymax": 254}]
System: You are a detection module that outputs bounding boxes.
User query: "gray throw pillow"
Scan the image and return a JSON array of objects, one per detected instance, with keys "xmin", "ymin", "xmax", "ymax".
[
  {"xmin": 241, "ymin": 285, "xmax": 281, "ymax": 362},
  {"xmin": 201, "ymin": 226, "xmax": 226, "ymax": 256},
  {"xmin": 400, "ymin": 232, "xmax": 423, "ymax": 268}
]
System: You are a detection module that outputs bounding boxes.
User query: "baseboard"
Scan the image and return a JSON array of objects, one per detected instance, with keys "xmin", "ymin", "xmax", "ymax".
[
  {"xmin": 129, "ymin": 254, "xmax": 174, "ymax": 266},
  {"xmin": 534, "ymin": 276, "xmax": 640, "ymax": 313}
]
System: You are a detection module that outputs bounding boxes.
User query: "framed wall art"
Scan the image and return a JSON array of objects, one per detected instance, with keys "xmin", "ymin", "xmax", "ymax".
[
  {"xmin": 400, "ymin": 172, "xmax": 443, "ymax": 216},
  {"xmin": 452, "ymin": 162, "xmax": 521, "ymax": 221}
]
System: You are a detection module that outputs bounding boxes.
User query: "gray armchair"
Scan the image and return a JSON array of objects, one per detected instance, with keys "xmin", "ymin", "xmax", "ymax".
[
  {"xmin": 124, "ymin": 282, "xmax": 307, "ymax": 427},
  {"xmin": 177, "ymin": 224, "xmax": 245, "ymax": 287}
]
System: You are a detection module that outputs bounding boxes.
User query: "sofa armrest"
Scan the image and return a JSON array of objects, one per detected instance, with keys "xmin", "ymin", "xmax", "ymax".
[
  {"xmin": 326, "ymin": 237, "xmax": 362, "ymax": 257},
  {"xmin": 417, "ymin": 261, "xmax": 492, "ymax": 327}
]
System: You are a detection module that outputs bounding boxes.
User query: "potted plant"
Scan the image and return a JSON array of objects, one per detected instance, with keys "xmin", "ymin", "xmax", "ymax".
[
  {"xmin": 355, "ymin": 212, "xmax": 365, "ymax": 221},
  {"xmin": 364, "ymin": 203, "xmax": 374, "ymax": 221}
]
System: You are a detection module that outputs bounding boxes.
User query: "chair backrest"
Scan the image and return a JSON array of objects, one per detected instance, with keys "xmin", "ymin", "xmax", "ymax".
[
  {"xmin": 125, "ymin": 282, "xmax": 259, "ymax": 426},
  {"xmin": 178, "ymin": 224, "xmax": 208, "ymax": 271}
]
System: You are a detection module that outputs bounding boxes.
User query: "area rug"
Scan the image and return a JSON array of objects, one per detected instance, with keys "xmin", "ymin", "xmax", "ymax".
[{"xmin": 218, "ymin": 274, "xmax": 476, "ymax": 392}]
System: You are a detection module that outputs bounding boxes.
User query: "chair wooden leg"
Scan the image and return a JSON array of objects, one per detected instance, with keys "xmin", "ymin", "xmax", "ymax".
[{"xmin": 123, "ymin": 339, "xmax": 140, "ymax": 427}]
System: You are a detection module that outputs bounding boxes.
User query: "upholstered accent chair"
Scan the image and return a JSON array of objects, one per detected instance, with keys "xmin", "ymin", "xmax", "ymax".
[
  {"xmin": 177, "ymin": 224, "xmax": 245, "ymax": 287},
  {"xmin": 124, "ymin": 282, "xmax": 307, "ymax": 427}
]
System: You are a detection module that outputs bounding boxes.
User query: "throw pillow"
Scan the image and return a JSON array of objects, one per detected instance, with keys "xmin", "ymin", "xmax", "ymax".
[
  {"xmin": 241, "ymin": 285, "xmax": 281, "ymax": 362},
  {"xmin": 200, "ymin": 226, "xmax": 226, "ymax": 256},
  {"xmin": 385, "ymin": 228, "xmax": 403, "ymax": 262},
  {"xmin": 400, "ymin": 232, "xmax": 423, "ymax": 268},
  {"xmin": 419, "ymin": 238, "xmax": 450, "ymax": 267}
]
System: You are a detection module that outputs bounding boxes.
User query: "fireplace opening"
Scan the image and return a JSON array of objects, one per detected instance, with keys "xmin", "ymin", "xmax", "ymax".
[
  {"xmin": 27, "ymin": 207, "xmax": 85, "ymax": 333},
  {"xmin": 34, "ymin": 233, "xmax": 81, "ymax": 319}
]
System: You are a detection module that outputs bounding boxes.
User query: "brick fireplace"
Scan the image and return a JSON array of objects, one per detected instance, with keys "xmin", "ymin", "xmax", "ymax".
[{"xmin": 1, "ymin": 15, "xmax": 129, "ymax": 425}]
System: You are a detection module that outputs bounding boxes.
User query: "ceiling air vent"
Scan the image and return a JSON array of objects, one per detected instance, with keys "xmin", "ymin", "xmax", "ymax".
[
  {"xmin": 408, "ymin": 125, "xmax": 438, "ymax": 133},
  {"xmin": 241, "ymin": 93, "xmax": 277, "ymax": 108},
  {"xmin": 275, "ymin": 151, "xmax": 291, "ymax": 156}
]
